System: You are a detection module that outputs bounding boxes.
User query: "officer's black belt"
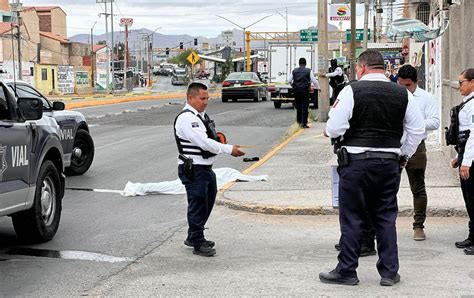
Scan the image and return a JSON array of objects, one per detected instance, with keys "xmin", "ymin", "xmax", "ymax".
[
  {"xmin": 193, "ymin": 164, "xmax": 213, "ymax": 170},
  {"xmin": 348, "ymin": 151, "xmax": 399, "ymax": 161}
]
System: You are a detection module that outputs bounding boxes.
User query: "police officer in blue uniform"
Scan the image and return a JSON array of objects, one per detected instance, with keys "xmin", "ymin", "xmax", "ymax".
[
  {"xmin": 319, "ymin": 50, "xmax": 424, "ymax": 286},
  {"xmin": 288, "ymin": 58, "xmax": 320, "ymax": 128},
  {"xmin": 446, "ymin": 68, "xmax": 474, "ymax": 255},
  {"xmin": 174, "ymin": 82, "xmax": 245, "ymax": 257}
]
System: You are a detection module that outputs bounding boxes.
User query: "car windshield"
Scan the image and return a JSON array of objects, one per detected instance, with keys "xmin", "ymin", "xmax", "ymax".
[
  {"xmin": 175, "ymin": 69, "xmax": 186, "ymax": 74},
  {"xmin": 226, "ymin": 73, "xmax": 255, "ymax": 80}
]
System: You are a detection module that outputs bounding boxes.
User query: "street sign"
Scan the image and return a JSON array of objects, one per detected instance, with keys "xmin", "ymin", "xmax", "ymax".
[
  {"xmin": 300, "ymin": 29, "xmax": 318, "ymax": 42},
  {"xmin": 345, "ymin": 29, "xmax": 371, "ymax": 41},
  {"xmin": 120, "ymin": 18, "xmax": 133, "ymax": 27},
  {"xmin": 187, "ymin": 51, "xmax": 200, "ymax": 66}
]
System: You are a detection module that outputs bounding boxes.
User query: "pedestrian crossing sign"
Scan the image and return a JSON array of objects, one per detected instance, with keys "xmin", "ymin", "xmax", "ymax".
[{"xmin": 187, "ymin": 51, "xmax": 200, "ymax": 66}]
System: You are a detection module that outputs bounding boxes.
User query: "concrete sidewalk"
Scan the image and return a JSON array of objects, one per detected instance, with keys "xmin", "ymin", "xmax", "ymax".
[{"xmin": 218, "ymin": 121, "xmax": 467, "ymax": 217}]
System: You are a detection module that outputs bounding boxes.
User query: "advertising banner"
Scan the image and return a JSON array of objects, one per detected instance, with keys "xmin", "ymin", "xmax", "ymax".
[
  {"xmin": 330, "ymin": 4, "xmax": 351, "ymax": 21},
  {"xmin": 75, "ymin": 71, "xmax": 89, "ymax": 86},
  {"xmin": 57, "ymin": 65, "xmax": 74, "ymax": 94}
]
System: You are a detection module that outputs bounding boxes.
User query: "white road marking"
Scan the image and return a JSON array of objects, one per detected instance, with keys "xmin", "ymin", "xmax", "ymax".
[
  {"xmin": 95, "ymin": 138, "xmax": 133, "ymax": 150},
  {"xmin": 59, "ymin": 251, "xmax": 133, "ymax": 263}
]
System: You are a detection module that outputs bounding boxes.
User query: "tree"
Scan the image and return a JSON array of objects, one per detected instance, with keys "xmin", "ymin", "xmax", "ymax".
[{"xmin": 167, "ymin": 49, "xmax": 198, "ymax": 67}]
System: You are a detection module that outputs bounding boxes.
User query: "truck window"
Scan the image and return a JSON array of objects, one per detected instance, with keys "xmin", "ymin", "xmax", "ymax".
[
  {"xmin": 14, "ymin": 85, "xmax": 51, "ymax": 111},
  {"xmin": 0, "ymin": 86, "xmax": 10, "ymax": 120}
]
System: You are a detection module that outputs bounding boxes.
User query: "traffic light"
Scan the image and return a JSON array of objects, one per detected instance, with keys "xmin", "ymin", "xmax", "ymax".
[
  {"xmin": 179, "ymin": 42, "xmax": 183, "ymax": 50},
  {"xmin": 194, "ymin": 38, "xmax": 198, "ymax": 46},
  {"xmin": 165, "ymin": 47, "xmax": 169, "ymax": 55}
]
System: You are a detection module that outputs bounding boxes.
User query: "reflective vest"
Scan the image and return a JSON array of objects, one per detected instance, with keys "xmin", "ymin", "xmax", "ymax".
[{"xmin": 174, "ymin": 109, "xmax": 219, "ymax": 159}]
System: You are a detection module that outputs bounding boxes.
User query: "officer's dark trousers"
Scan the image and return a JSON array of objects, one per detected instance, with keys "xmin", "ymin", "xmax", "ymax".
[
  {"xmin": 178, "ymin": 165, "xmax": 217, "ymax": 248},
  {"xmin": 405, "ymin": 141, "xmax": 427, "ymax": 229},
  {"xmin": 294, "ymin": 91, "xmax": 309, "ymax": 126},
  {"xmin": 336, "ymin": 159, "xmax": 401, "ymax": 279},
  {"xmin": 330, "ymin": 84, "xmax": 345, "ymax": 106},
  {"xmin": 459, "ymin": 165, "xmax": 474, "ymax": 241}
]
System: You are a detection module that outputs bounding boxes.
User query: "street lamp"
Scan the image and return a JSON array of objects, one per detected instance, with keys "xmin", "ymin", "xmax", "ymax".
[
  {"xmin": 140, "ymin": 27, "xmax": 161, "ymax": 87},
  {"xmin": 216, "ymin": 14, "xmax": 274, "ymax": 71}
]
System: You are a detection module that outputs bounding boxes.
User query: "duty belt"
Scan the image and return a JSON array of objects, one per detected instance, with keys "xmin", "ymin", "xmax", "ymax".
[{"xmin": 348, "ymin": 151, "xmax": 399, "ymax": 161}]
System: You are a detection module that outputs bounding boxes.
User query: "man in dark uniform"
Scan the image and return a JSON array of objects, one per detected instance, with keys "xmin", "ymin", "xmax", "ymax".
[
  {"xmin": 319, "ymin": 50, "xmax": 424, "ymax": 286},
  {"xmin": 325, "ymin": 59, "xmax": 346, "ymax": 106},
  {"xmin": 174, "ymin": 82, "xmax": 245, "ymax": 257},
  {"xmin": 288, "ymin": 58, "xmax": 320, "ymax": 128}
]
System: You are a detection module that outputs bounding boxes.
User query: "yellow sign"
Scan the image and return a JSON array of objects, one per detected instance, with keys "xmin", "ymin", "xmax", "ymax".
[{"xmin": 187, "ymin": 51, "xmax": 200, "ymax": 66}]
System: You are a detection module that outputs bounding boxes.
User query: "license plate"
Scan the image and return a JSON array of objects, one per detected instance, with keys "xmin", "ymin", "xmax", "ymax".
[
  {"xmin": 280, "ymin": 89, "xmax": 288, "ymax": 93},
  {"xmin": 234, "ymin": 84, "xmax": 241, "ymax": 87}
]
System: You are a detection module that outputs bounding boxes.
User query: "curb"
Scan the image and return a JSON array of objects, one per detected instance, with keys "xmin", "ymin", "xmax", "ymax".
[{"xmin": 216, "ymin": 192, "xmax": 468, "ymax": 217}]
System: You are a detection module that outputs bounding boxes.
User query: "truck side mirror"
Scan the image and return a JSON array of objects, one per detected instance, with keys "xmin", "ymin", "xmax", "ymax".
[
  {"xmin": 18, "ymin": 97, "xmax": 43, "ymax": 120},
  {"xmin": 52, "ymin": 101, "xmax": 65, "ymax": 111}
]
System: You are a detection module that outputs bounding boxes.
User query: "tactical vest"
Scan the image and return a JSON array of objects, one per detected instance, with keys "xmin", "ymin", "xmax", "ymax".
[
  {"xmin": 292, "ymin": 67, "xmax": 311, "ymax": 93},
  {"xmin": 445, "ymin": 96, "xmax": 473, "ymax": 150},
  {"xmin": 174, "ymin": 109, "xmax": 219, "ymax": 159},
  {"xmin": 341, "ymin": 80, "xmax": 408, "ymax": 148}
]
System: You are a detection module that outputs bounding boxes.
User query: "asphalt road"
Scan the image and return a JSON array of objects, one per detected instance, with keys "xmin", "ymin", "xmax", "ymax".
[{"xmin": 0, "ymin": 95, "xmax": 296, "ymax": 295}]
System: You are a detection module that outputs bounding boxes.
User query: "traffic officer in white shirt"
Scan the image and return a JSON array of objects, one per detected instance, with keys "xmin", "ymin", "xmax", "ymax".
[
  {"xmin": 447, "ymin": 68, "xmax": 474, "ymax": 255},
  {"xmin": 397, "ymin": 64, "xmax": 440, "ymax": 241},
  {"xmin": 319, "ymin": 50, "xmax": 425, "ymax": 286},
  {"xmin": 174, "ymin": 82, "xmax": 245, "ymax": 257}
]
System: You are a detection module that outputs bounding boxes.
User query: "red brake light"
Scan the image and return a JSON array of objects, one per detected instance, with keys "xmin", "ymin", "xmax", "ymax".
[
  {"xmin": 222, "ymin": 81, "xmax": 231, "ymax": 87},
  {"xmin": 243, "ymin": 81, "xmax": 253, "ymax": 85},
  {"xmin": 267, "ymin": 84, "xmax": 276, "ymax": 92}
]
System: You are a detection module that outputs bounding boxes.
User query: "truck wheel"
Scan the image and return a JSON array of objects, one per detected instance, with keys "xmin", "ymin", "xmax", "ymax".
[
  {"xmin": 12, "ymin": 160, "xmax": 62, "ymax": 243},
  {"xmin": 254, "ymin": 90, "xmax": 260, "ymax": 102},
  {"xmin": 66, "ymin": 129, "xmax": 94, "ymax": 176},
  {"xmin": 222, "ymin": 97, "xmax": 228, "ymax": 103},
  {"xmin": 274, "ymin": 101, "xmax": 282, "ymax": 109}
]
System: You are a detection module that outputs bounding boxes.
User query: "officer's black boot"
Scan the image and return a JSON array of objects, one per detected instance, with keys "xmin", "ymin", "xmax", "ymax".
[{"xmin": 193, "ymin": 242, "xmax": 216, "ymax": 257}]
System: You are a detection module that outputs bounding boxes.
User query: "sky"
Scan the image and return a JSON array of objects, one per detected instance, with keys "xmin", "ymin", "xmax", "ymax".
[{"xmin": 21, "ymin": 0, "xmax": 403, "ymax": 38}]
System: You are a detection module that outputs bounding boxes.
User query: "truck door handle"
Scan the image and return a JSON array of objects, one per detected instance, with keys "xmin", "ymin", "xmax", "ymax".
[{"xmin": 30, "ymin": 122, "xmax": 38, "ymax": 153}]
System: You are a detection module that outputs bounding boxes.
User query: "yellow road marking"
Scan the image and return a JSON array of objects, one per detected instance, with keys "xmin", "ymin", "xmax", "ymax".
[
  {"xmin": 66, "ymin": 92, "xmax": 221, "ymax": 109},
  {"xmin": 219, "ymin": 127, "xmax": 306, "ymax": 192}
]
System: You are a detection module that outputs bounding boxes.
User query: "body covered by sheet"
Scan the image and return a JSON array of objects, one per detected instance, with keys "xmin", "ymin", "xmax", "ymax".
[{"xmin": 122, "ymin": 167, "xmax": 268, "ymax": 197}]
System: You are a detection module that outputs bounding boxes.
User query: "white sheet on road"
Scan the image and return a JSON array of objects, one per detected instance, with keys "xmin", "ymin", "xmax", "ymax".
[{"xmin": 122, "ymin": 167, "xmax": 268, "ymax": 197}]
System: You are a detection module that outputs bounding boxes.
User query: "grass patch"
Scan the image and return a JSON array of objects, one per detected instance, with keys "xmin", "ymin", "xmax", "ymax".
[{"xmin": 280, "ymin": 122, "xmax": 302, "ymax": 143}]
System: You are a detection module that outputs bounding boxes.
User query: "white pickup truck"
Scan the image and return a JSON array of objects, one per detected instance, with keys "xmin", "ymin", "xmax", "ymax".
[{"xmin": 268, "ymin": 43, "xmax": 318, "ymax": 109}]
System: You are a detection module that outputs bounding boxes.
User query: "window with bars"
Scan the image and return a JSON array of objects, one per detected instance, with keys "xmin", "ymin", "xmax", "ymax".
[{"xmin": 417, "ymin": 3, "xmax": 431, "ymax": 25}]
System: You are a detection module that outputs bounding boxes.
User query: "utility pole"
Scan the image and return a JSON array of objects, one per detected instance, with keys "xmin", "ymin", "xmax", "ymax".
[
  {"xmin": 318, "ymin": 0, "xmax": 330, "ymax": 122},
  {"xmin": 350, "ymin": 0, "xmax": 356, "ymax": 81},
  {"xmin": 11, "ymin": 0, "xmax": 23, "ymax": 80},
  {"xmin": 148, "ymin": 35, "xmax": 152, "ymax": 86},
  {"xmin": 375, "ymin": 0, "xmax": 383, "ymax": 42},
  {"xmin": 285, "ymin": 7, "xmax": 289, "ymax": 81},
  {"xmin": 104, "ymin": 2, "xmax": 110, "ymax": 93},
  {"xmin": 110, "ymin": 0, "xmax": 115, "ymax": 92},
  {"xmin": 363, "ymin": 0, "xmax": 369, "ymax": 51},
  {"xmin": 125, "ymin": 24, "xmax": 129, "ymax": 69},
  {"xmin": 91, "ymin": 21, "xmax": 97, "ymax": 88}
]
